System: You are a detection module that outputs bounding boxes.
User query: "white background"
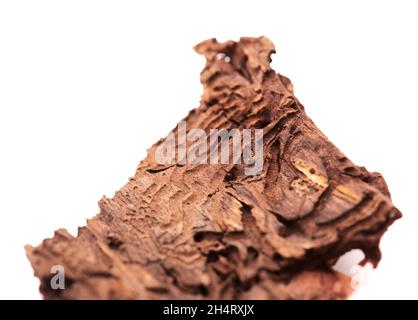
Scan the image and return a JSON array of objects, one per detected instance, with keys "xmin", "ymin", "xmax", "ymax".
[{"xmin": 0, "ymin": 0, "xmax": 417, "ymax": 299}]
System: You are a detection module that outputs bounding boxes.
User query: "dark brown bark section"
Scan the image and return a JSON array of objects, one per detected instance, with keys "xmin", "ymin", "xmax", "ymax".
[{"xmin": 26, "ymin": 37, "xmax": 401, "ymax": 299}]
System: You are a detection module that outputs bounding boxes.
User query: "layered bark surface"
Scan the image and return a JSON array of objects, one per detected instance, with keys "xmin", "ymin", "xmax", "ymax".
[{"xmin": 26, "ymin": 37, "xmax": 401, "ymax": 299}]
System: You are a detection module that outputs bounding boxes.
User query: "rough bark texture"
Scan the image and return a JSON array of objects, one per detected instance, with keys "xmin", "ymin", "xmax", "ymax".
[{"xmin": 26, "ymin": 37, "xmax": 401, "ymax": 299}]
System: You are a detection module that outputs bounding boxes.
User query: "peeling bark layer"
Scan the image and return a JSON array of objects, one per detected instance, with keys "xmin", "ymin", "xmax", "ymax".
[{"xmin": 26, "ymin": 37, "xmax": 401, "ymax": 299}]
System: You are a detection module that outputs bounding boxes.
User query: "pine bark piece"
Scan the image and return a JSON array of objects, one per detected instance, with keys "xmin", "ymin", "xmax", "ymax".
[{"xmin": 26, "ymin": 37, "xmax": 401, "ymax": 300}]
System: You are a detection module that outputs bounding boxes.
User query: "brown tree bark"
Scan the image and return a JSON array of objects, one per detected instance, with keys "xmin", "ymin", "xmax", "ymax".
[{"xmin": 26, "ymin": 37, "xmax": 401, "ymax": 299}]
